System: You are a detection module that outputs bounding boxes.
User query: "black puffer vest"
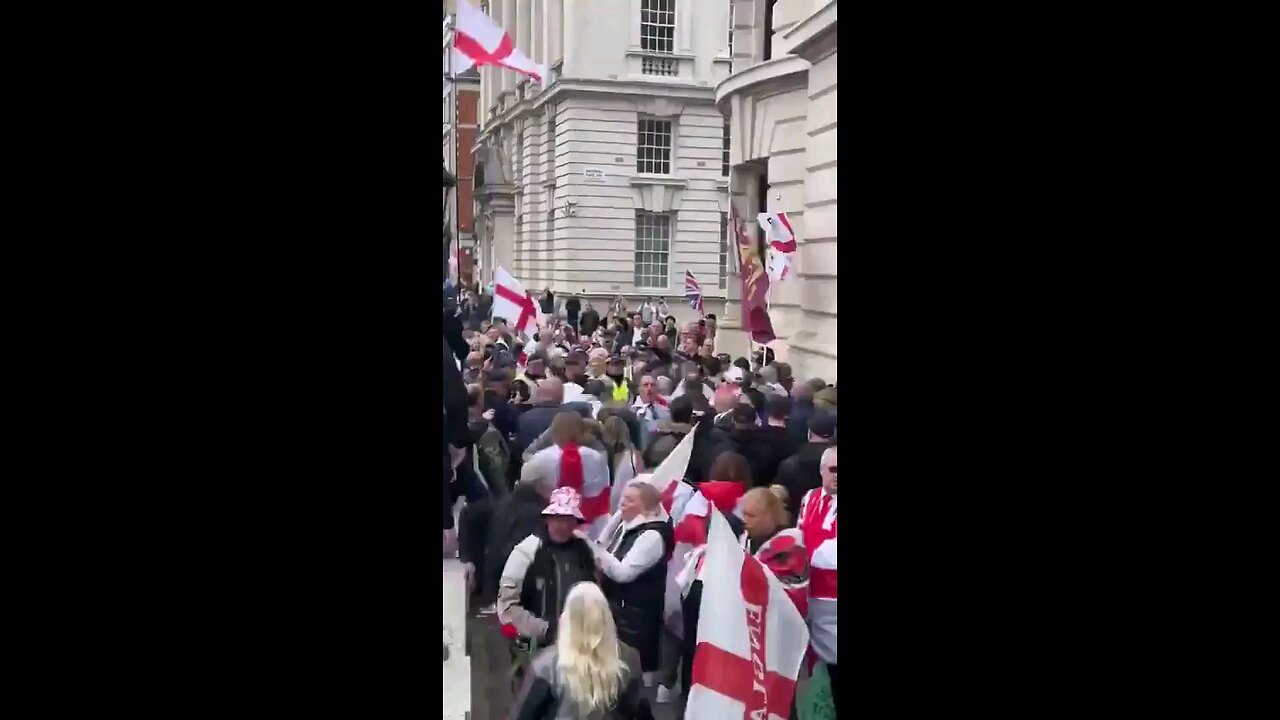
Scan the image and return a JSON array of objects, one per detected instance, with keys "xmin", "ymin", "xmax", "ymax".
[
  {"xmin": 601, "ymin": 520, "xmax": 674, "ymax": 626},
  {"xmin": 519, "ymin": 527, "xmax": 597, "ymax": 644}
]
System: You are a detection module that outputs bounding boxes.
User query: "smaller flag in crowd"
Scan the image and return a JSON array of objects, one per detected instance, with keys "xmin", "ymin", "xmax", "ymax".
[
  {"xmin": 684, "ymin": 270, "xmax": 704, "ymax": 316},
  {"xmin": 491, "ymin": 267, "xmax": 541, "ymax": 337}
]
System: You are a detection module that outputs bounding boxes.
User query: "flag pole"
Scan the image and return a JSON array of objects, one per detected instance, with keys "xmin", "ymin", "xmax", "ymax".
[{"xmin": 446, "ymin": 19, "xmax": 463, "ymax": 288}]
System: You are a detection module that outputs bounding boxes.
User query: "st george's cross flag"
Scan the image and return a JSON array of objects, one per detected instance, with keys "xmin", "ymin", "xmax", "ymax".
[
  {"xmin": 451, "ymin": 0, "xmax": 545, "ymax": 84},
  {"xmin": 491, "ymin": 267, "xmax": 542, "ymax": 337},
  {"xmin": 684, "ymin": 270, "xmax": 704, "ymax": 316},
  {"xmin": 758, "ymin": 211, "xmax": 797, "ymax": 283},
  {"xmin": 685, "ymin": 510, "xmax": 809, "ymax": 720}
]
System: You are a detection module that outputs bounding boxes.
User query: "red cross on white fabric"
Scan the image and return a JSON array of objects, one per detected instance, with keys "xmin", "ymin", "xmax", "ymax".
[
  {"xmin": 690, "ymin": 555, "xmax": 797, "ymax": 719},
  {"xmin": 492, "ymin": 282, "xmax": 537, "ymax": 335}
]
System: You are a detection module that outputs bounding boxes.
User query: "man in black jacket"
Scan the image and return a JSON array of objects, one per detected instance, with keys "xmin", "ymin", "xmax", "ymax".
[
  {"xmin": 578, "ymin": 300, "xmax": 600, "ymax": 336},
  {"xmin": 444, "ymin": 288, "xmax": 469, "ymax": 364},
  {"xmin": 564, "ymin": 295, "xmax": 581, "ymax": 329},
  {"xmin": 776, "ymin": 413, "xmax": 836, "ymax": 522},
  {"xmin": 512, "ymin": 378, "xmax": 592, "ymax": 458},
  {"xmin": 788, "ymin": 381, "xmax": 818, "ymax": 445},
  {"xmin": 443, "ymin": 336, "xmax": 471, "ymax": 541},
  {"xmin": 513, "ymin": 378, "xmax": 565, "ymax": 457},
  {"xmin": 465, "ymin": 458, "xmax": 556, "ymax": 613},
  {"xmin": 724, "ymin": 395, "xmax": 798, "ymax": 487}
]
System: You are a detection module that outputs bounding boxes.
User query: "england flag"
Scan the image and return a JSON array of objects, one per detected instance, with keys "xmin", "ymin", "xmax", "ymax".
[
  {"xmin": 490, "ymin": 267, "xmax": 542, "ymax": 337},
  {"xmin": 450, "ymin": 0, "xmax": 545, "ymax": 83},
  {"xmin": 684, "ymin": 511, "xmax": 809, "ymax": 720}
]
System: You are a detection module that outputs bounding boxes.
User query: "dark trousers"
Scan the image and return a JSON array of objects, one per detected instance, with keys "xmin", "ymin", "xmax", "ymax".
[
  {"xmin": 442, "ymin": 451, "xmax": 454, "ymax": 530},
  {"xmin": 657, "ymin": 626, "xmax": 682, "ymax": 688},
  {"xmin": 680, "ymin": 581, "xmax": 702, "ymax": 702}
]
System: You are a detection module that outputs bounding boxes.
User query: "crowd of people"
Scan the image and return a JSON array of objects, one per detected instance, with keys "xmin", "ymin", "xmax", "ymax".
[{"xmin": 442, "ymin": 283, "xmax": 838, "ymax": 719}]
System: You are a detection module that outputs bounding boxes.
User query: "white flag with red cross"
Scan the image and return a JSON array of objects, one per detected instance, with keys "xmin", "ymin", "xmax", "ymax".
[
  {"xmin": 451, "ymin": 0, "xmax": 545, "ymax": 83},
  {"xmin": 684, "ymin": 510, "xmax": 809, "ymax": 720},
  {"xmin": 491, "ymin": 267, "xmax": 541, "ymax": 337},
  {"xmin": 636, "ymin": 431, "xmax": 703, "ymax": 635},
  {"xmin": 758, "ymin": 211, "xmax": 797, "ymax": 283}
]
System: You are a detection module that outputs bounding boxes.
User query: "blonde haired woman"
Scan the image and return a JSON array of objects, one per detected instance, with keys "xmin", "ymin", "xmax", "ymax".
[{"xmin": 511, "ymin": 582, "xmax": 654, "ymax": 720}]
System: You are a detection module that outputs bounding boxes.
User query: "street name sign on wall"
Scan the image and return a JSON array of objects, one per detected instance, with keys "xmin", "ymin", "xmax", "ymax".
[{"xmin": 583, "ymin": 167, "xmax": 606, "ymax": 183}]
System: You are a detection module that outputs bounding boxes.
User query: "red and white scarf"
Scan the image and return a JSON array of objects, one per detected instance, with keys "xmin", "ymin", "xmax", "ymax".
[{"xmin": 799, "ymin": 487, "xmax": 837, "ymax": 665}]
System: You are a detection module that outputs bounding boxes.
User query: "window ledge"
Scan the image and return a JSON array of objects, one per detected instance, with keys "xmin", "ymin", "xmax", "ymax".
[
  {"xmin": 625, "ymin": 48, "xmax": 696, "ymax": 61},
  {"xmin": 630, "ymin": 175, "xmax": 689, "ymax": 188}
]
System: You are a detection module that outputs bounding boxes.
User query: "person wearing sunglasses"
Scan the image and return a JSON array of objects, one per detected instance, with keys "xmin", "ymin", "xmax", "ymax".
[{"xmin": 798, "ymin": 446, "xmax": 838, "ymax": 715}]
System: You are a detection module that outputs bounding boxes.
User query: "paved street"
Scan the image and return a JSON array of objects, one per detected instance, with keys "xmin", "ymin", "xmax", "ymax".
[{"xmin": 448, "ymin": 559, "xmax": 681, "ymax": 720}]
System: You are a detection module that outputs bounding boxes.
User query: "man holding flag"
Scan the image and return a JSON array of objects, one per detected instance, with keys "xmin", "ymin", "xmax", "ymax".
[
  {"xmin": 490, "ymin": 267, "xmax": 542, "ymax": 338},
  {"xmin": 683, "ymin": 509, "xmax": 809, "ymax": 719}
]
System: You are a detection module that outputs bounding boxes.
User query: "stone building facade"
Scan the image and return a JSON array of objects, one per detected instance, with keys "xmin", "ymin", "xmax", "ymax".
[
  {"xmin": 716, "ymin": 0, "xmax": 837, "ymax": 381},
  {"xmin": 467, "ymin": 0, "xmax": 737, "ymax": 325}
]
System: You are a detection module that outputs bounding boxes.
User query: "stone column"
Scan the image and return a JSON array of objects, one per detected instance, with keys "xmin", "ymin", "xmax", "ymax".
[
  {"xmin": 786, "ymin": 5, "xmax": 838, "ymax": 382},
  {"xmin": 561, "ymin": 0, "xmax": 577, "ymax": 75},
  {"xmin": 518, "ymin": 0, "xmax": 532, "ymax": 75},
  {"xmin": 531, "ymin": 0, "xmax": 543, "ymax": 64},
  {"xmin": 501, "ymin": 0, "xmax": 516, "ymax": 96},
  {"xmin": 491, "ymin": 201, "xmax": 516, "ymax": 280}
]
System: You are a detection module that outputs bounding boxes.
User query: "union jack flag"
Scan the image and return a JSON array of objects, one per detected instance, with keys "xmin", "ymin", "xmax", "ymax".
[{"xmin": 684, "ymin": 270, "xmax": 704, "ymax": 316}]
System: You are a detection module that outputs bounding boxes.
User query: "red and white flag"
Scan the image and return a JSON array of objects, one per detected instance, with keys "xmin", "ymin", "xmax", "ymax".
[
  {"xmin": 451, "ymin": 0, "xmax": 545, "ymax": 83},
  {"xmin": 491, "ymin": 267, "xmax": 541, "ymax": 336},
  {"xmin": 685, "ymin": 510, "xmax": 809, "ymax": 720},
  {"xmin": 758, "ymin": 211, "xmax": 797, "ymax": 282},
  {"xmin": 757, "ymin": 211, "xmax": 797, "ymax": 252},
  {"xmin": 636, "ymin": 432, "xmax": 703, "ymax": 635}
]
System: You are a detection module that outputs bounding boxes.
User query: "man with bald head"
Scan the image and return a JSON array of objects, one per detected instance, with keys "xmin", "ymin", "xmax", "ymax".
[
  {"xmin": 649, "ymin": 334, "xmax": 674, "ymax": 378},
  {"xmin": 463, "ymin": 351, "xmax": 485, "ymax": 384},
  {"xmin": 514, "ymin": 377, "xmax": 565, "ymax": 459}
]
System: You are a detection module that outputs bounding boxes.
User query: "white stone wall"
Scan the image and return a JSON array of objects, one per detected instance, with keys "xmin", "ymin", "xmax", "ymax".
[
  {"xmin": 473, "ymin": 0, "xmax": 735, "ymax": 310},
  {"xmin": 716, "ymin": 0, "xmax": 838, "ymax": 381}
]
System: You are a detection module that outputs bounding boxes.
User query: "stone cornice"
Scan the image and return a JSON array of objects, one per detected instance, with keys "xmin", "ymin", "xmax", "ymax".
[
  {"xmin": 629, "ymin": 175, "xmax": 689, "ymax": 189},
  {"xmin": 476, "ymin": 183, "xmax": 515, "ymax": 210},
  {"xmin": 714, "ymin": 56, "xmax": 811, "ymax": 116},
  {"xmin": 477, "ymin": 77, "xmax": 717, "ymax": 141},
  {"xmin": 784, "ymin": 1, "xmax": 838, "ymax": 64}
]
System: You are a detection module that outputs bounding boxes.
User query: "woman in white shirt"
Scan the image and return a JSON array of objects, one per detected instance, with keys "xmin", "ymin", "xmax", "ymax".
[{"xmin": 576, "ymin": 481, "xmax": 674, "ymax": 685}]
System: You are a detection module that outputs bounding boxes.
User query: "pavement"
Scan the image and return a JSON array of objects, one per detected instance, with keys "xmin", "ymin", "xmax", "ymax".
[
  {"xmin": 442, "ymin": 559, "xmax": 470, "ymax": 720},
  {"xmin": 446, "ymin": 558, "xmax": 682, "ymax": 720}
]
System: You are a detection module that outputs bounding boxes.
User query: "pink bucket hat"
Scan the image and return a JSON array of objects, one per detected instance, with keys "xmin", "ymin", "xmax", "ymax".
[{"xmin": 542, "ymin": 487, "xmax": 586, "ymax": 521}]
